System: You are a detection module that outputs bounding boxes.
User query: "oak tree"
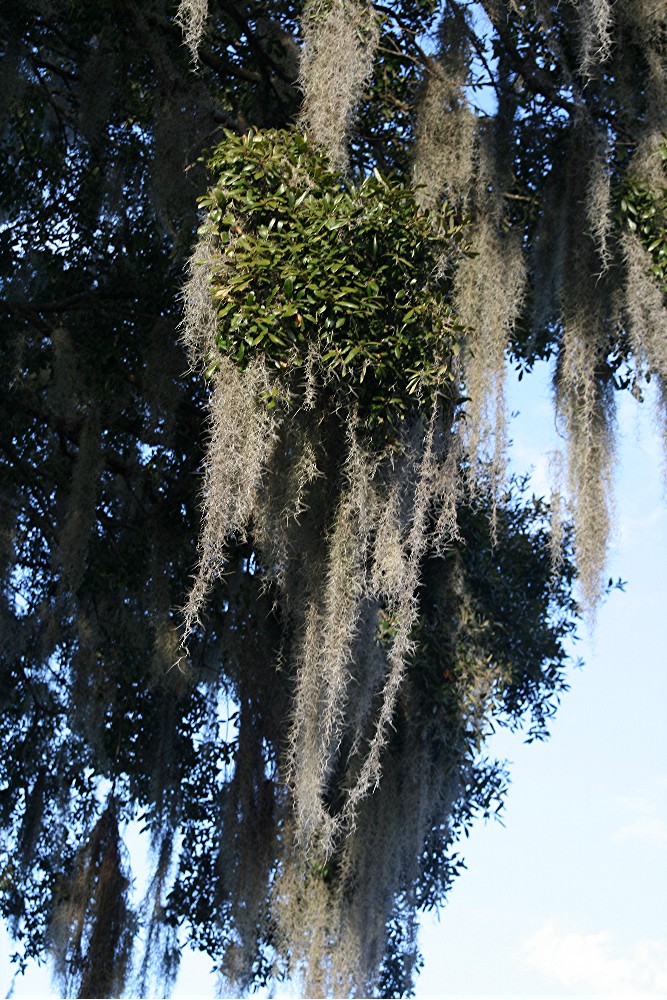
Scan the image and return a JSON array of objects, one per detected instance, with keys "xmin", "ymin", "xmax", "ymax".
[{"xmin": 0, "ymin": 1, "xmax": 664, "ymax": 996}]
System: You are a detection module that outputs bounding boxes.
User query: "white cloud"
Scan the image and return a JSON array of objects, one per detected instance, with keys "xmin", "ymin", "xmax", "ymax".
[
  {"xmin": 610, "ymin": 788, "xmax": 667, "ymax": 851},
  {"xmin": 613, "ymin": 817, "xmax": 667, "ymax": 851},
  {"xmin": 612, "ymin": 792, "xmax": 658, "ymax": 815},
  {"xmin": 518, "ymin": 920, "xmax": 667, "ymax": 994}
]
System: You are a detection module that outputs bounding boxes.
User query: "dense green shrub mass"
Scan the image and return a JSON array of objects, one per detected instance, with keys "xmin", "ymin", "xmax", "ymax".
[
  {"xmin": 200, "ymin": 129, "xmax": 467, "ymax": 427},
  {"xmin": 619, "ymin": 141, "xmax": 667, "ymax": 288}
]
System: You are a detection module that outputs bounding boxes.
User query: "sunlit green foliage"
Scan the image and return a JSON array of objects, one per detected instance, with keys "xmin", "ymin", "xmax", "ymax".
[
  {"xmin": 619, "ymin": 140, "xmax": 667, "ymax": 288},
  {"xmin": 200, "ymin": 128, "xmax": 466, "ymax": 428}
]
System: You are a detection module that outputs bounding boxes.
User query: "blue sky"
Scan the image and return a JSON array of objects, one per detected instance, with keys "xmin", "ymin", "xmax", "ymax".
[
  {"xmin": 416, "ymin": 361, "xmax": 667, "ymax": 997},
  {"xmin": 3, "ymin": 360, "xmax": 665, "ymax": 999}
]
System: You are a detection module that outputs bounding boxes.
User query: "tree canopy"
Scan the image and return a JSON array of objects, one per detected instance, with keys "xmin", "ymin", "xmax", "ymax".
[{"xmin": 0, "ymin": 1, "xmax": 665, "ymax": 997}]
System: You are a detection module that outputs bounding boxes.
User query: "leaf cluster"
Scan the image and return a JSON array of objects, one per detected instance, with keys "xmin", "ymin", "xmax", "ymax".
[
  {"xmin": 199, "ymin": 128, "xmax": 468, "ymax": 429},
  {"xmin": 618, "ymin": 140, "xmax": 667, "ymax": 289},
  {"xmin": 415, "ymin": 482, "xmax": 576, "ymax": 744}
]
